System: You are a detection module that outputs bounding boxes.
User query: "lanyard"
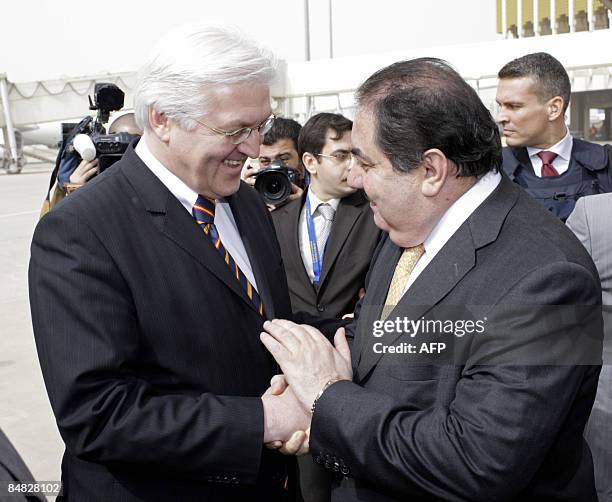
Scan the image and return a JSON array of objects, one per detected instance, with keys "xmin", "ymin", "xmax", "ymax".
[{"xmin": 305, "ymin": 195, "xmax": 324, "ymax": 285}]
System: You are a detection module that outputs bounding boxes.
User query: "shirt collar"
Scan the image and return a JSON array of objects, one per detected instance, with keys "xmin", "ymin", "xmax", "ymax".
[
  {"xmin": 135, "ymin": 135, "xmax": 200, "ymax": 214},
  {"xmin": 307, "ymin": 187, "xmax": 341, "ymax": 215},
  {"xmin": 423, "ymin": 171, "xmax": 502, "ymax": 257},
  {"xmin": 527, "ymin": 128, "xmax": 573, "ymax": 162}
]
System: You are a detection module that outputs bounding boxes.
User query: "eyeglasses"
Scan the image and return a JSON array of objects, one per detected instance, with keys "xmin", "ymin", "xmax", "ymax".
[
  {"xmin": 193, "ymin": 114, "xmax": 275, "ymax": 145},
  {"xmin": 315, "ymin": 151, "xmax": 351, "ymax": 164}
]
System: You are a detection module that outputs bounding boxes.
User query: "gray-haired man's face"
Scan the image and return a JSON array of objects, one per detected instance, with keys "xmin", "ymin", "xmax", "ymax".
[{"xmin": 165, "ymin": 83, "xmax": 272, "ymax": 199}]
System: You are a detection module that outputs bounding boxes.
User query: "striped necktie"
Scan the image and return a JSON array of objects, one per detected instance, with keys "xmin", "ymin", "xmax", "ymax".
[{"xmin": 192, "ymin": 195, "xmax": 264, "ymax": 317}]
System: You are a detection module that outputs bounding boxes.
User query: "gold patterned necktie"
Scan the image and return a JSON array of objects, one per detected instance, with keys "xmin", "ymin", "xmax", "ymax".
[{"xmin": 381, "ymin": 244, "xmax": 425, "ymax": 320}]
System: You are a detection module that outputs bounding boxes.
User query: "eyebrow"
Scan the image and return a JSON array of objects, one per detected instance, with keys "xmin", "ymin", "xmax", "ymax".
[
  {"xmin": 351, "ymin": 147, "xmax": 373, "ymax": 164},
  {"xmin": 222, "ymin": 113, "xmax": 272, "ymax": 130}
]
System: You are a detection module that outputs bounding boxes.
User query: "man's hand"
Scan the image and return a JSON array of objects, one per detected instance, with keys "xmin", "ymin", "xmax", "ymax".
[
  {"xmin": 261, "ymin": 377, "xmax": 310, "ymax": 443},
  {"xmin": 242, "ymin": 163, "xmax": 259, "ymax": 187},
  {"xmin": 69, "ymin": 158, "xmax": 98, "ymax": 185},
  {"xmin": 264, "ymin": 374, "xmax": 311, "ymax": 455},
  {"xmin": 260, "ymin": 320, "xmax": 352, "ymax": 412}
]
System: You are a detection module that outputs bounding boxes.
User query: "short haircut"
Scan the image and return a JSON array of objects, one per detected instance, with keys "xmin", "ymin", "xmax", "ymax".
[
  {"xmin": 498, "ymin": 52, "xmax": 571, "ymax": 113},
  {"xmin": 298, "ymin": 112, "xmax": 353, "ymax": 159},
  {"xmin": 356, "ymin": 58, "xmax": 501, "ymax": 178},
  {"xmin": 262, "ymin": 117, "xmax": 302, "ymax": 151},
  {"xmin": 108, "ymin": 113, "xmax": 143, "ymax": 135},
  {"xmin": 134, "ymin": 24, "xmax": 276, "ymax": 131}
]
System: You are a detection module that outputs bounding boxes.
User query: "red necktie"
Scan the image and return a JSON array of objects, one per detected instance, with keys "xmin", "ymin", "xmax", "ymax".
[
  {"xmin": 192, "ymin": 196, "xmax": 264, "ymax": 317},
  {"xmin": 537, "ymin": 151, "xmax": 559, "ymax": 177}
]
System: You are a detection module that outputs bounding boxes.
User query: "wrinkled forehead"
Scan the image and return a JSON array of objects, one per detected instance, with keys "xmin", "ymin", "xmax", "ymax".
[{"xmin": 203, "ymin": 83, "xmax": 272, "ymax": 125}]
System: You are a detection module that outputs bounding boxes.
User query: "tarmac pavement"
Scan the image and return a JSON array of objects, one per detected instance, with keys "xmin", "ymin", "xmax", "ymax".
[{"xmin": 0, "ymin": 162, "xmax": 64, "ymax": 491}]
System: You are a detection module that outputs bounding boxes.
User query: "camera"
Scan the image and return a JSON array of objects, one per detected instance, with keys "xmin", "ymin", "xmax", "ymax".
[
  {"xmin": 64, "ymin": 83, "xmax": 139, "ymax": 174},
  {"xmin": 254, "ymin": 160, "xmax": 301, "ymax": 206}
]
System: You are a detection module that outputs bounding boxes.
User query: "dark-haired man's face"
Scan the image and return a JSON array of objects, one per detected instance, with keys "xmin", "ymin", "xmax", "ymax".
[
  {"xmin": 259, "ymin": 139, "xmax": 303, "ymax": 178},
  {"xmin": 495, "ymin": 77, "xmax": 555, "ymax": 148},
  {"xmin": 347, "ymin": 107, "xmax": 435, "ymax": 248}
]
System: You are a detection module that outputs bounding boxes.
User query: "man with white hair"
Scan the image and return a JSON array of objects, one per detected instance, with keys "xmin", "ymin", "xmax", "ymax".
[{"xmin": 29, "ymin": 25, "xmax": 310, "ymax": 501}]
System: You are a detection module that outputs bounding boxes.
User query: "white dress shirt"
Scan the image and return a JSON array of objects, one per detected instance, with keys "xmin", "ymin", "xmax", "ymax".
[
  {"xmin": 135, "ymin": 138, "xmax": 259, "ymax": 291},
  {"xmin": 401, "ymin": 170, "xmax": 502, "ymax": 295},
  {"xmin": 527, "ymin": 128, "xmax": 573, "ymax": 177},
  {"xmin": 299, "ymin": 188, "xmax": 341, "ymax": 283}
]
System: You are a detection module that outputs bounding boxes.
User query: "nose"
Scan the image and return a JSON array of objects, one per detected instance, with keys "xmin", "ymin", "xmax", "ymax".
[
  {"xmin": 237, "ymin": 129, "xmax": 261, "ymax": 159},
  {"xmin": 347, "ymin": 160, "xmax": 364, "ymax": 190},
  {"xmin": 495, "ymin": 108, "xmax": 507, "ymax": 125}
]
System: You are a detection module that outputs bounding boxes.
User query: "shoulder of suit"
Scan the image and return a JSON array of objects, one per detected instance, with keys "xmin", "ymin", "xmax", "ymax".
[
  {"xmin": 270, "ymin": 193, "xmax": 303, "ymax": 221},
  {"xmin": 571, "ymin": 138, "xmax": 609, "ymax": 171}
]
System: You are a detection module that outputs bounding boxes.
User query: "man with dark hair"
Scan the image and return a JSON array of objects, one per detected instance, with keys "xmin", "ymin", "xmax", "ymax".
[
  {"xmin": 273, "ymin": 112, "xmax": 379, "ymax": 320},
  {"xmin": 262, "ymin": 58, "xmax": 602, "ymax": 501},
  {"xmin": 242, "ymin": 117, "xmax": 305, "ymax": 209},
  {"xmin": 260, "ymin": 117, "xmax": 303, "ymax": 173},
  {"xmin": 496, "ymin": 52, "xmax": 611, "ymax": 221},
  {"xmin": 271, "ymin": 112, "xmax": 380, "ymax": 501}
]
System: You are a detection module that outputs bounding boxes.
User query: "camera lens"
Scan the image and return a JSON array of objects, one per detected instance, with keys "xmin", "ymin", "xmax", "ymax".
[{"xmin": 255, "ymin": 170, "xmax": 292, "ymax": 206}]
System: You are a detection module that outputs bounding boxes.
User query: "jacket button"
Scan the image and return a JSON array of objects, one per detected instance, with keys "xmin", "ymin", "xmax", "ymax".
[
  {"xmin": 341, "ymin": 466, "xmax": 350, "ymax": 475},
  {"xmin": 317, "ymin": 303, "xmax": 325, "ymax": 312}
]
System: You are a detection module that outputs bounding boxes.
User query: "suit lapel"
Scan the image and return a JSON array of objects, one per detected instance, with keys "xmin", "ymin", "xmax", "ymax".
[
  {"xmin": 354, "ymin": 176, "xmax": 519, "ymax": 382},
  {"xmin": 318, "ymin": 191, "xmax": 366, "ymax": 288},
  {"xmin": 354, "ymin": 229, "xmax": 476, "ymax": 381},
  {"xmin": 121, "ymin": 147, "xmax": 262, "ymax": 316},
  {"xmin": 228, "ymin": 190, "xmax": 276, "ymax": 319}
]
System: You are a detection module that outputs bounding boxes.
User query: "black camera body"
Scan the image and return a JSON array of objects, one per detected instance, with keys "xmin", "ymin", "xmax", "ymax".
[
  {"xmin": 254, "ymin": 160, "xmax": 300, "ymax": 206},
  {"xmin": 62, "ymin": 83, "xmax": 137, "ymax": 173},
  {"xmin": 92, "ymin": 131, "xmax": 139, "ymax": 173}
]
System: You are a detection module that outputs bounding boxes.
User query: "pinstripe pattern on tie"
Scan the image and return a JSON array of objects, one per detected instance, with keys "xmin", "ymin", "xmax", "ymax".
[{"xmin": 192, "ymin": 195, "xmax": 264, "ymax": 316}]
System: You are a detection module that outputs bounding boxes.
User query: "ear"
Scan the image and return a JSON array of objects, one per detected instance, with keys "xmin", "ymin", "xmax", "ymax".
[
  {"xmin": 547, "ymin": 96, "xmax": 565, "ymax": 121},
  {"xmin": 148, "ymin": 106, "xmax": 171, "ymax": 143},
  {"xmin": 302, "ymin": 152, "xmax": 318, "ymax": 176},
  {"xmin": 420, "ymin": 149, "xmax": 449, "ymax": 197}
]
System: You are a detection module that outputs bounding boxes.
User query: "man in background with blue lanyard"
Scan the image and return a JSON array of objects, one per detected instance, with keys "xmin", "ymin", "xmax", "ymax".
[{"xmin": 271, "ymin": 112, "xmax": 380, "ymax": 502}]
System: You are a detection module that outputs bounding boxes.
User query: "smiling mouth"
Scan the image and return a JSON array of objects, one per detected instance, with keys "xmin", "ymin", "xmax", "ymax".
[{"xmin": 223, "ymin": 159, "xmax": 243, "ymax": 167}]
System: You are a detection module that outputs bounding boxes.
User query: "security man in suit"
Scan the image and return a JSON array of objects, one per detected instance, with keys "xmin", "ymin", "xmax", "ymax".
[
  {"xmin": 262, "ymin": 58, "xmax": 603, "ymax": 501},
  {"xmin": 29, "ymin": 24, "xmax": 313, "ymax": 502},
  {"xmin": 496, "ymin": 52, "xmax": 611, "ymax": 221},
  {"xmin": 272, "ymin": 113, "xmax": 380, "ymax": 320}
]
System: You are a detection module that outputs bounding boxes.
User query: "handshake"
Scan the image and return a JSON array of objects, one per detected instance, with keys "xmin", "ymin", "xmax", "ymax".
[{"xmin": 259, "ymin": 320, "xmax": 353, "ymax": 456}]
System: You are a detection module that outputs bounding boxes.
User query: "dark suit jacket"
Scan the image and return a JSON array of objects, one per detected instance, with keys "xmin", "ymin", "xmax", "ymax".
[
  {"xmin": 29, "ymin": 145, "xmax": 295, "ymax": 501},
  {"xmin": 272, "ymin": 190, "xmax": 381, "ymax": 318},
  {"xmin": 0, "ymin": 429, "xmax": 45, "ymax": 502},
  {"xmin": 309, "ymin": 175, "xmax": 603, "ymax": 501},
  {"xmin": 502, "ymin": 138, "xmax": 611, "ymax": 220}
]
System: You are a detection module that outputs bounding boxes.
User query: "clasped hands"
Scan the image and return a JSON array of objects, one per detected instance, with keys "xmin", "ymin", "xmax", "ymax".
[{"xmin": 260, "ymin": 319, "xmax": 352, "ymax": 455}]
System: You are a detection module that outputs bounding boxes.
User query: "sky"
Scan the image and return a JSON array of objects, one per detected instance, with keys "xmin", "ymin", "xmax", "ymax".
[{"xmin": 0, "ymin": 0, "xmax": 498, "ymax": 82}]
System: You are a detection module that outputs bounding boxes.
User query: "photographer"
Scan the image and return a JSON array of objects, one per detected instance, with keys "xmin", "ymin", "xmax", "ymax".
[
  {"xmin": 40, "ymin": 84, "xmax": 142, "ymax": 217},
  {"xmin": 242, "ymin": 117, "xmax": 305, "ymax": 210},
  {"xmin": 60, "ymin": 113, "xmax": 143, "ymax": 194}
]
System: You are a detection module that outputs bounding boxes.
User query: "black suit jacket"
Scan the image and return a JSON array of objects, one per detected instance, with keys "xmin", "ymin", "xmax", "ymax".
[
  {"xmin": 0, "ymin": 429, "xmax": 45, "ymax": 502},
  {"xmin": 29, "ymin": 145, "xmax": 294, "ymax": 501},
  {"xmin": 310, "ymin": 175, "xmax": 603, "ymax": 501},
  {"xmin": 272, "ymin": 190, "xmax": 381, "ymax": 318}
]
